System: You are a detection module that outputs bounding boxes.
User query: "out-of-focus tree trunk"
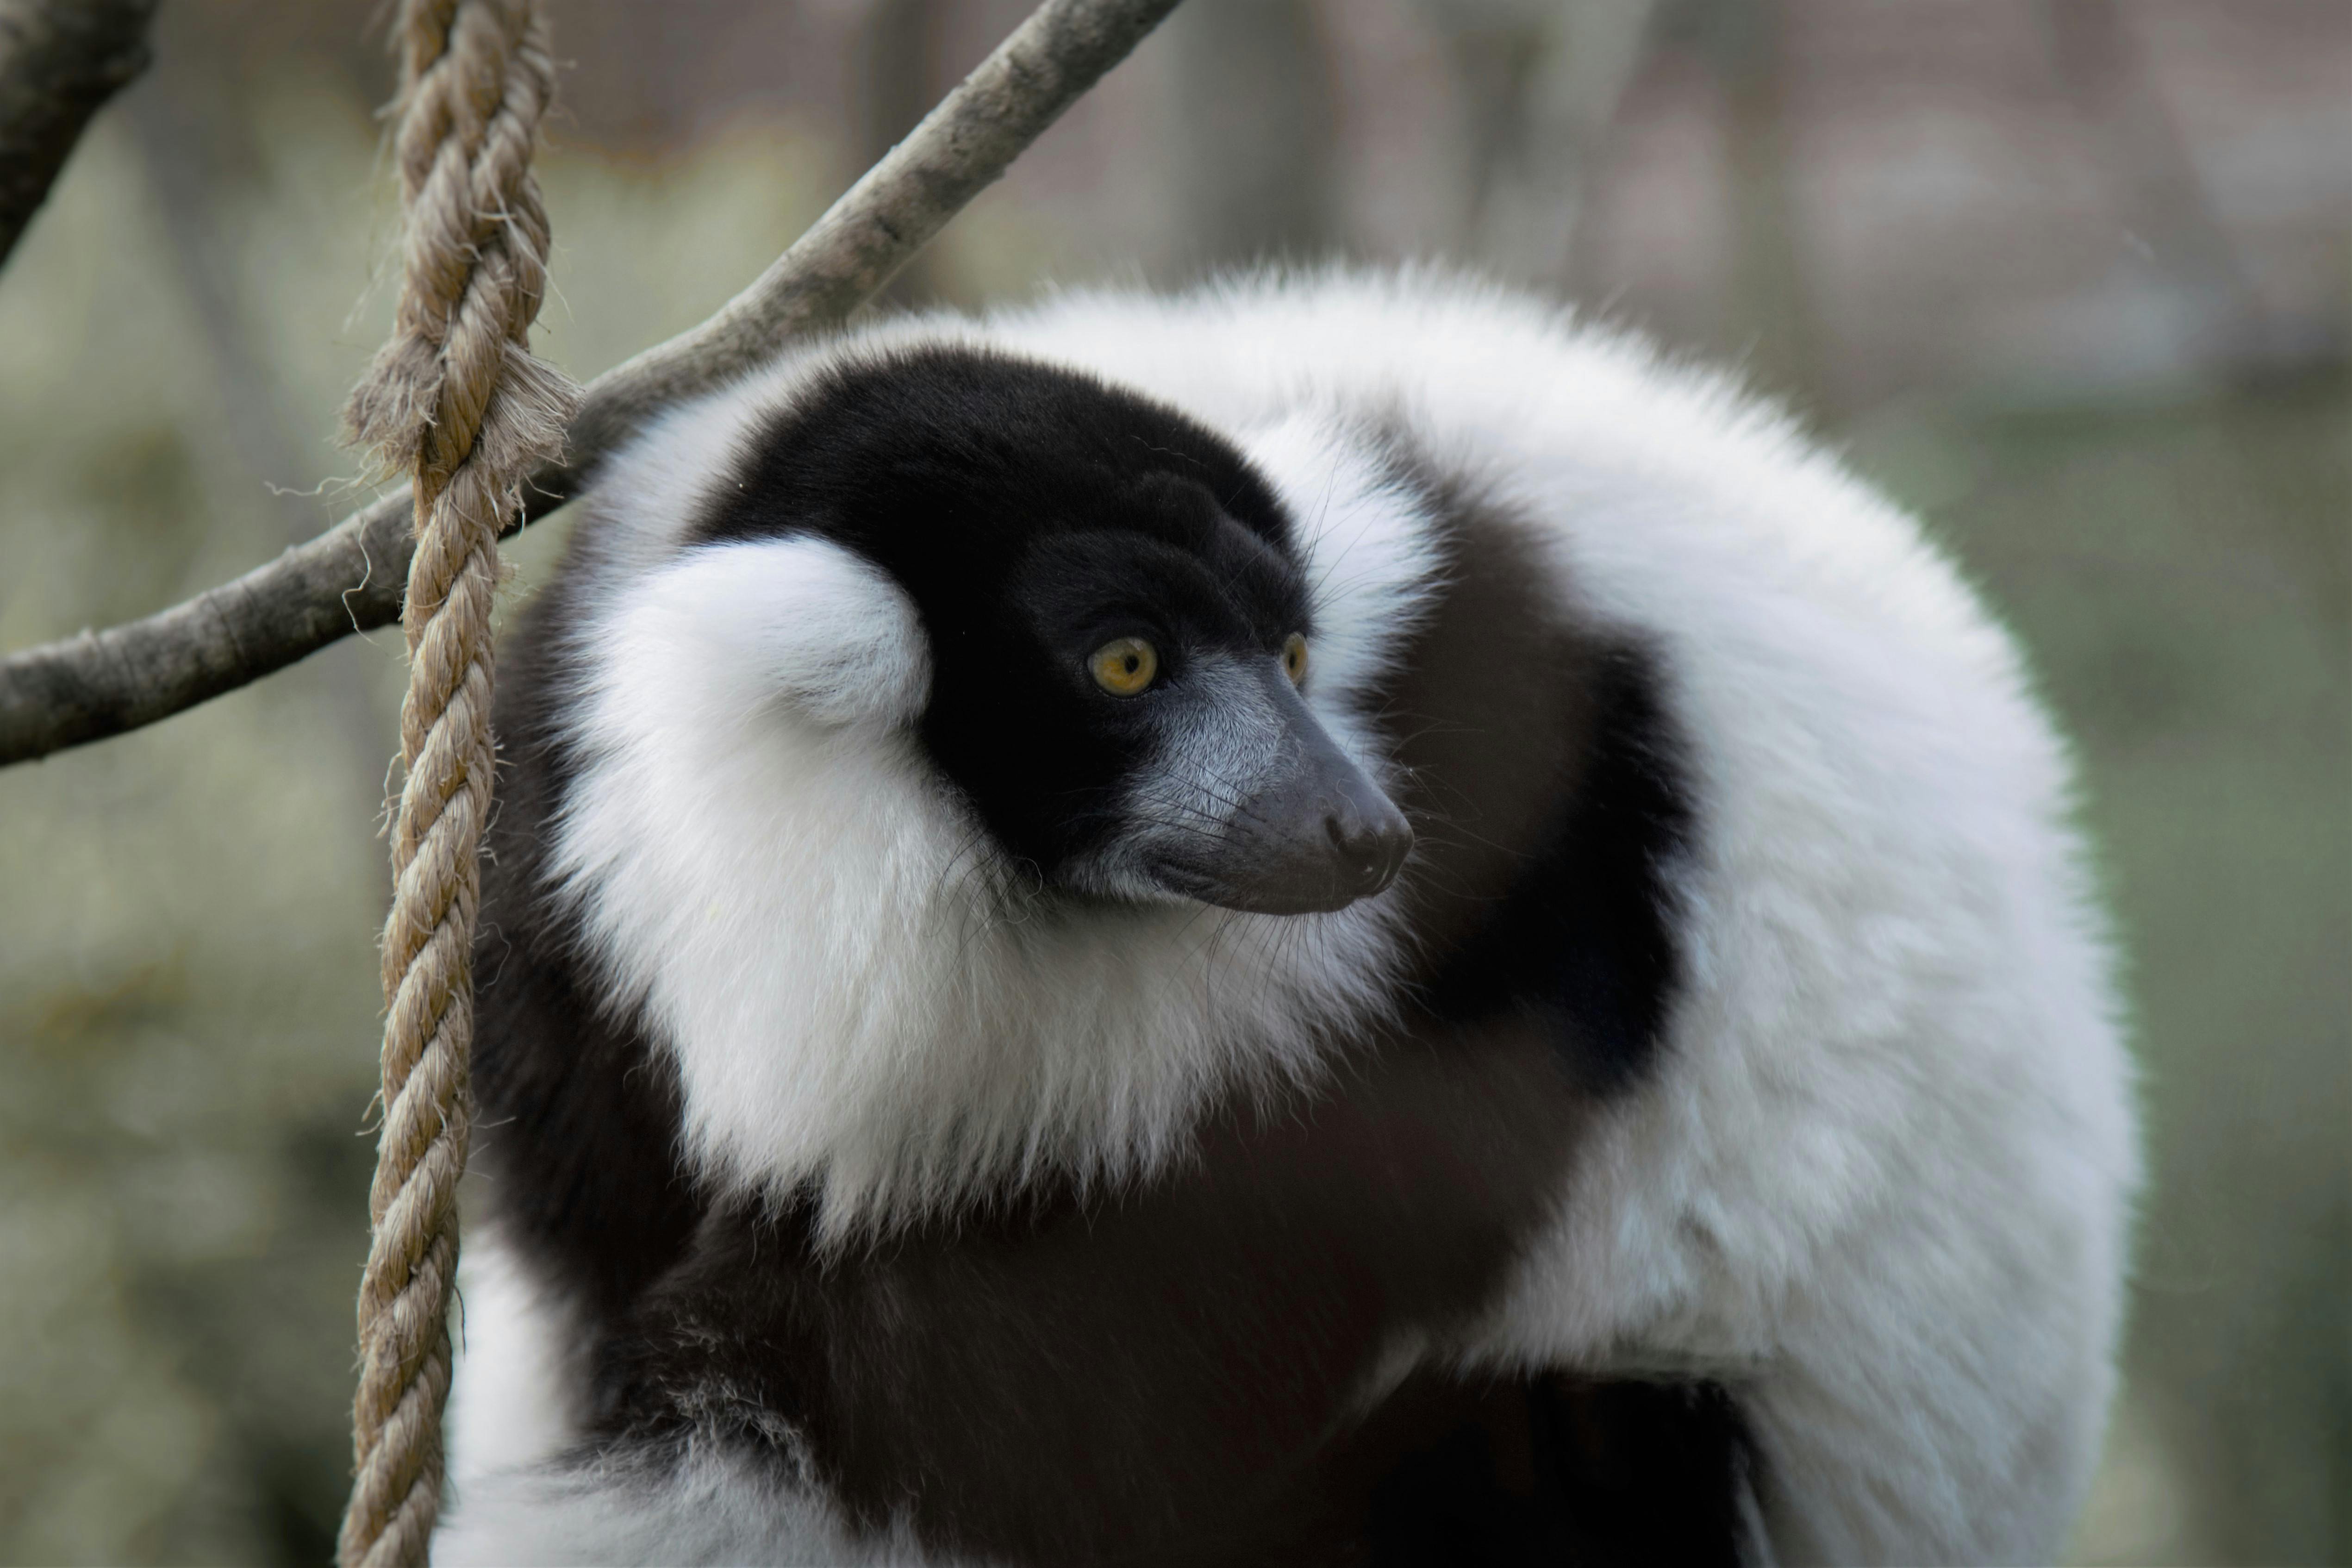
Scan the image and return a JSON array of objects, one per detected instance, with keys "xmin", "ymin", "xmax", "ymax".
[
  {"xmin": 1705, "ymin": 0, "xmax": 1820, "ymax": 405},
  {"xmin": 1420, "ymin": 0, "xmax": 1657, "ymax": 290},
  {"xmin": 1164, "ymin": 0, "xmax": 1335, "ymax": 269},
  {"xmin": 2044, "ymin": 0, "xmax": 2278, "ymax": 377}
]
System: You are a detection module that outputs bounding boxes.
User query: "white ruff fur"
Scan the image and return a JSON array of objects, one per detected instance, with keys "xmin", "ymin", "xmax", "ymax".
[
  {"xmin": 440, "ymin": 1415, "xmax": 949, "ymax": 1567},
  {"xmin": 477, "ymin": 269, "xmax": 2135, "ymax": 1567},
  {"xmin": 443, "ymin": 1229, "xmax": 586, "ymax": 1485}
]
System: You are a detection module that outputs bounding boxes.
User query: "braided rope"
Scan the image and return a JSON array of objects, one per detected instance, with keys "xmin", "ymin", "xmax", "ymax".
[{"xmin": 340, "ymin": 3, "xmax": 579, "ymax": 1564}]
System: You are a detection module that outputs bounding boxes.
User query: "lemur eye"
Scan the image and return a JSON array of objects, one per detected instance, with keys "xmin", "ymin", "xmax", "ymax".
[
  {"xmin": 1282, "ymin": 633, "xmax": 1309, "ymax": 687},
  {"xmin": 1090, "ymin": 637, "xmax": 1159, "ymax": 696}
]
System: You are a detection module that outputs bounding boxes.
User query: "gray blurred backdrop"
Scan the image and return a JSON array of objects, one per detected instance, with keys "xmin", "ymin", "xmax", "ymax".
[{"xmin": 0, "ymin": 0, "xmax": 2344, "ymax": 1561}]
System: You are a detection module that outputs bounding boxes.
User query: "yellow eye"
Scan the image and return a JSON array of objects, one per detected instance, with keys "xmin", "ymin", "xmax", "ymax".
[
  {"xmin": 1090, "ymin": 636, "xmax": 1159, "ymax": 696},
  {"xmin": 1282, "ymin": 632, "xmax": 1309, "ymax": 687}
]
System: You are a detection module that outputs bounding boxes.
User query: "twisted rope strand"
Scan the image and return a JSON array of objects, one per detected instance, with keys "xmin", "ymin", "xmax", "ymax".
[{"xmin": 340, "ymin": 2, "xmax": 579, "ymax": 1564}]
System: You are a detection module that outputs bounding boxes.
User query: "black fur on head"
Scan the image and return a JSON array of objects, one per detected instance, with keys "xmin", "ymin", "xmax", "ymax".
[{"xmin": 691, "ymin": 345, "xmax": 1410, "ymax": 912}]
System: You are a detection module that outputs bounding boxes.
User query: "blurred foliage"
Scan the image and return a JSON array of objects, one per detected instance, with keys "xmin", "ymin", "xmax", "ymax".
[{"xmin": 0, "ymin": 2, "xmax": 2346, "ymax": 1563}]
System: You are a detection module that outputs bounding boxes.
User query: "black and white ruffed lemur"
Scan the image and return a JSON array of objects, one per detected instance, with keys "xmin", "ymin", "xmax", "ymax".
[{"xmin": 435, "ymin": 271, "xmax": 2137, "ymax": 1567}]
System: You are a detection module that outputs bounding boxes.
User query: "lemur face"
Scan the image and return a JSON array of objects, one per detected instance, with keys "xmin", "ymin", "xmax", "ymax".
[{"xmin": 692, "ymin": 346, "xmax": 1411, "ymax": 914}]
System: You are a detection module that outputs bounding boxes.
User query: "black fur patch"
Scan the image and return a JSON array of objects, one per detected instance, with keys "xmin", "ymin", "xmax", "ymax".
[
  {"xmin": 1421, "ymin": 643, "xmax": 1693, "ymax": 1093},
  {"xmin": 1368, "ymin": 446, "xmax": 1696, "ymax": 1094},
  {"xmin": 1362, "ymin": 1375, "xmax": 1758, "ymax": 1567},
  {"xmin": 694, "ymin": 345, "xmax": 1315, "ymax": 879}
]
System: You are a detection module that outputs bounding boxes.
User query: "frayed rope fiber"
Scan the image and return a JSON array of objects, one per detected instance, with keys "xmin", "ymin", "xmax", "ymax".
[{"xmin": 339, "ymin": 2, "xmax": 580, "ymax": 1565}]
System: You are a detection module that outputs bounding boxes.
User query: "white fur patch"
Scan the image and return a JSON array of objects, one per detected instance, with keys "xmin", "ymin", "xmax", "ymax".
[
  {"xmin": 1241, "ymin": 408, "xmax": 1446, "ymax": 710},
  {"xmin": 444, "ymin": 1228, "xmax": 587, "ymax": 1489},
  {"xmin": 607, "ymin": 538, "xmax": 930, "ymax": 734},
  {"xmin": 437, "ymin": 1437, "xmax": 952, "ymax": 1567}
]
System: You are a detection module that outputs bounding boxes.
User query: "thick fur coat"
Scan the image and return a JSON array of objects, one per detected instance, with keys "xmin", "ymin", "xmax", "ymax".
[{"xmin": 437, "ymin": 271, "xmax": 2137, "ymax": 1566}]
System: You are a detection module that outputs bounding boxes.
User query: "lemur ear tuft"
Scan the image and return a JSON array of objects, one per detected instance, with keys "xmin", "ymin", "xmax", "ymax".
[{"xmin": 631, "ymin": 538, "xmax": 932, "ymax": 732}]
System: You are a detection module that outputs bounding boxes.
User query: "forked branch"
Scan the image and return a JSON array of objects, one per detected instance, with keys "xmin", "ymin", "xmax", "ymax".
[{"xmin": 0, "ymin": 0, "xmax": 1183, "ymax": 767}]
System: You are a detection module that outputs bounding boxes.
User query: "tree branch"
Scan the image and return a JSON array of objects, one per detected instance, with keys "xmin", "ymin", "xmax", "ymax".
[
  {"xmin": 0, "ymin": 0, "xmax": 1182, "ymax": 767},
  {"xmin": 0, "ymin": 0, "xmax": 160, "ymax": 268}
]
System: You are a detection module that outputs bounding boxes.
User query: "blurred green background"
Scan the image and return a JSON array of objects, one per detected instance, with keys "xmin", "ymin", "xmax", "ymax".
[{"xmin": 0, "ymin": 0, "xmax": 2343, "ymax": 1562}]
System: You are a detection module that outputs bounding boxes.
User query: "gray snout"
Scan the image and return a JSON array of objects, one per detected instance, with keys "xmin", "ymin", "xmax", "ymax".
[
  {"xmin": 1236, "ymin": 741, "xmax": 1413, "ymax": 914},
  {"xmin": 1150, "ymin": 670, "xmax": 1413, "ymax": 916},
  {"xmin": 1329, "ymin": 791, "xmax": 1415, "ymax": 895}
]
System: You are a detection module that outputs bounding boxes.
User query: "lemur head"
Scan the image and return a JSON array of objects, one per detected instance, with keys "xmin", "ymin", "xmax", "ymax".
[
  {"xmin": 551, "ymin": 341, "xmax": 1435, "ymax": 1220},
  {"xmin": 685, "ymin": 345, "xmax": 1412, "ymax": 915}
]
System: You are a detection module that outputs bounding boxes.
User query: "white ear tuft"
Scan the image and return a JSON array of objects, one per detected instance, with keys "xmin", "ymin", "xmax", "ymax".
[
  {"xmin": 612, "ymin": 538, "xmax": 931, "ymax": 733},
  {"xmin": 1239, "ymin": 411, "xmax": 1444, "ymax": 711}
]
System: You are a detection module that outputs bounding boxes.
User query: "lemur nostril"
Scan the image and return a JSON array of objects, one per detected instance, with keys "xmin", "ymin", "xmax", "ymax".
[
  {"xmin": 1325, "ymin": 804, "xmax": 1411, "ymax": 890},
  {"xmin": 1328, "ymin": 813, "xmax": 1374, "ymax": 858}
]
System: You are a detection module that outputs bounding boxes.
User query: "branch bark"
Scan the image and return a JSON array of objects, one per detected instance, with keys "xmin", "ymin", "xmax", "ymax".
[
  {"xmin": 0, "ymin": 0, "xmax": 1182, "ymax": 767},
  {"xmin": 0, "ymin": 0, "xmax": 160, "ymax": 268}
]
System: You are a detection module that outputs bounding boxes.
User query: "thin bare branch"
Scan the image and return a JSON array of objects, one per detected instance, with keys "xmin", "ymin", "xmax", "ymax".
[
  {"xmin": 0, "ymin": 0, "xmax": 160, "ymax": 268},
  {"xmin": 0, "ymin": 0, "xmax": 1182, "ymax": 767}
]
